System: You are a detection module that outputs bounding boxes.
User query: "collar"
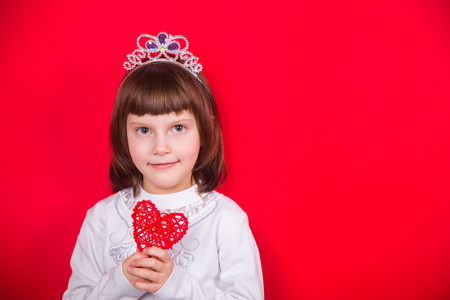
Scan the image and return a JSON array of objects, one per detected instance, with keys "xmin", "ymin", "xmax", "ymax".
[{"xmin": 135, "ymin": 184, "xmax": 202, "ymax": 211}]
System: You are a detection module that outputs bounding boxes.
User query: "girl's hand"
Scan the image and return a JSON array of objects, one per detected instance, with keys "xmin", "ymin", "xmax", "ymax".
[
  {"xmin": 122, "ymin": 251, "xmax": 149, "ymax": 283},
  {"xmin": 126, "ymin": 247, "xmax": 174, "ymax": 293}
]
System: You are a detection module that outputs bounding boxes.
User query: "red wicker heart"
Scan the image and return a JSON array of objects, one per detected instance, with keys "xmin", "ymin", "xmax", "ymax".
[{"xmin": 132, "ymin": 200, "xmax": 189, "ymax": 251}]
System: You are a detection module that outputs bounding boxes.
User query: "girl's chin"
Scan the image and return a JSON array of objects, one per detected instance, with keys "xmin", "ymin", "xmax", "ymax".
[{"xmin": 142, "ymin": 180, "xmax": 193, "ymax": 194}]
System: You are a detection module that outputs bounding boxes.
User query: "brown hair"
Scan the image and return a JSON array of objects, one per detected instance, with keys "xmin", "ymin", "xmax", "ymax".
[{"xmin": 109, "ymin": 61, "xmax": 226, "ymax": 196}]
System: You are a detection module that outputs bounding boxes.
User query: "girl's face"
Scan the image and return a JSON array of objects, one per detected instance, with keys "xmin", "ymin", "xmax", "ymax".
[{"xmin": 127, "ymin": 110, "xmax": 201, "ymax": 194}]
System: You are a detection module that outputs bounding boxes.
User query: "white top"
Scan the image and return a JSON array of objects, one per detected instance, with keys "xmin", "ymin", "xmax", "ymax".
[{"xmin": 63, "ymin": 185, "xmax": 264, "ymax": 299}]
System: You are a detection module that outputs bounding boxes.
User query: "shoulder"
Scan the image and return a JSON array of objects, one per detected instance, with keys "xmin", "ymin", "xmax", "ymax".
[
  {"xmin": 86, "ymin": 187, "xmax": 133, "ymax": 220},
  {"xmin": 207, "ymin": 193, "xmax": 256, "ymax": 248},
  {"xmin": 213, "ymin": 193, "xmax": 249, "ymax": 226}
]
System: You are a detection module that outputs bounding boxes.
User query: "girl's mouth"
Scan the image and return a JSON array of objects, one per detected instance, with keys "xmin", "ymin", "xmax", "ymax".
[{"xmin": 149, "ymin": 162, "xmax": 178, "ymax": 169}]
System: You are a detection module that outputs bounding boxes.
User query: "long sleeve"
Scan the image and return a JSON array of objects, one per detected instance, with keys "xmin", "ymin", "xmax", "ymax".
[
  {"xmin": 63, "ymin": 206, "xmax": 146, "ymax": 300},
  {"xmin": 153, "ymin": 209, "xmax": 264, "ymax": 299}
]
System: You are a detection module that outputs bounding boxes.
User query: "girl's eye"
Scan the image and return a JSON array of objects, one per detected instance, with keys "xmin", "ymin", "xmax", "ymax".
[
  {"xmin": 137, "ymin": 127, "xmax": 150, "ymax": 135},
  {"xmin": 172, "ymin": 125, "xmax": 186, "ymax": 133}
]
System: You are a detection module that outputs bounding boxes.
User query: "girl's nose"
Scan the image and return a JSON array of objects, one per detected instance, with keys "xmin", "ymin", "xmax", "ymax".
[{"xmin": 152, "ymin": 135, "xmax": 171, "ymax": 155}]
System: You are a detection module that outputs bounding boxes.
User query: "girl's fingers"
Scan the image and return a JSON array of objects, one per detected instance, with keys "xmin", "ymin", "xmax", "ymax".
[
  {"xmin": 132, "ymin": 280, "xmax": 163, "ymax": 294},
  {"xmin": 127, "ymin": 247, "xmax": 173, "ymax": 292},
  {"xmin": 143, "ymin": 247, "xmax": 170, "ymax": 261},
  {"xmin": 128, "ymin": 266, "xmax": 163, "ymax": 282},
  {"xmin": 131, "ymin": 256, "xmax": 164, "ymax": 271}
]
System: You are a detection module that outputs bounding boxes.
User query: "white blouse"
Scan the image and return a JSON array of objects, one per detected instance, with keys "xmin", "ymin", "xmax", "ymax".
[{"xmin": 63, "ymin": 185, "xmax": 264, "ymax": 299}]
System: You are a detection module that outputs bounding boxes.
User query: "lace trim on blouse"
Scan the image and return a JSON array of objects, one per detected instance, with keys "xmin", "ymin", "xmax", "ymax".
[
  {"xmin": 117, "ymin": 187, "xmax": 220, "ymax": 228},
  {"xmin": 109, "ymin": 187, "xmax": 220, "ymax": 265}
]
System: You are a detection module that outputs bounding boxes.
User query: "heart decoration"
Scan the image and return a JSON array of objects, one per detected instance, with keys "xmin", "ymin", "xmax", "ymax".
[{"xmin": 132, "ymin": 200, "xmax": 189, "ymax": 251}]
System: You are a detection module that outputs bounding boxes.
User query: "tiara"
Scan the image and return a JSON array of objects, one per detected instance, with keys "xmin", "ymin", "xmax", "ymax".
[{"xmin": 123, "ymin": 32, "xmax": 203, "ymax": 78}]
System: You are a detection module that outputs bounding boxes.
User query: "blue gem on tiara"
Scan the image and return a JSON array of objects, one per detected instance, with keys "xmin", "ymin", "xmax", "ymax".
[
  {"xmin": 168, "ymin": 43, "xmax": 179, "ymax": 51},
  {"xmin": 158, "ymin": 33, "xmax": 167, "ymax": 44},
  {"xmin": 146, "ymin": 41, "xmax": 158, "ymax": 50},
  {"xmin": 124, "ymin": 32, "xmax": 203, "ymax": 78}
]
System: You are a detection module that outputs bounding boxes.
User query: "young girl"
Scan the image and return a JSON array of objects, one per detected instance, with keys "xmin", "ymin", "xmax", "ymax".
[{"xmin": 63, "ymin": 32, "xmax": 264, "ymax": 299}]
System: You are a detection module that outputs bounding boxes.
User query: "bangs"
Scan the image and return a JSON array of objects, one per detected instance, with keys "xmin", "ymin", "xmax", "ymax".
[{"xmin": 118, "ymin": 61, "xmax": 201, "ymax": 116}]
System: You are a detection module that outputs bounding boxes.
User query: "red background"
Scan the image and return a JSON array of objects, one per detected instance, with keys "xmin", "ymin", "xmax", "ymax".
[{"xmin": 1, "ymin": 0, "xmax": 450, "ymax": 299}]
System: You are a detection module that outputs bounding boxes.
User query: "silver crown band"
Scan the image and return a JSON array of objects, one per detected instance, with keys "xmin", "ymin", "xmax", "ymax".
[{"xmin": 123, "ymin": 32, "xmax": 203, "ymax": 79}]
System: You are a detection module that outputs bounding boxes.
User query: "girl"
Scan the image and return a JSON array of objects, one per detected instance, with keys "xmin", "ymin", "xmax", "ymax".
[{"xmin": 63, "ymin": 32, "xmax": 264, "ymax": 299}]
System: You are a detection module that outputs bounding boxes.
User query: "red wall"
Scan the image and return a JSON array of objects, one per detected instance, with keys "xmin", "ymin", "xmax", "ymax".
[{"xmin": 1, "ymin": 1, "xmax": 449, "ymax": 299}]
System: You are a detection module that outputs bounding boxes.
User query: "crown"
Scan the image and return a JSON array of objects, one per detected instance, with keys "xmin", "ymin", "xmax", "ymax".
[{"xmin": 123, "ymin": 32, "xmax": 203, "ymax": 78}]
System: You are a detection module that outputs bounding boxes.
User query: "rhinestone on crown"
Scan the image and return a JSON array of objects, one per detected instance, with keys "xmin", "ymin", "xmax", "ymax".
[{"xmin": 123, "ymin": 32, "xmax": 203, "ymax": 78}]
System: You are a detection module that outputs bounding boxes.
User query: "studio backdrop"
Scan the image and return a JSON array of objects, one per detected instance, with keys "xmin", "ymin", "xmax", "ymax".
[{"xmin": 0, "ymin": 0, "xmax": 449, "ymax": 299}]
